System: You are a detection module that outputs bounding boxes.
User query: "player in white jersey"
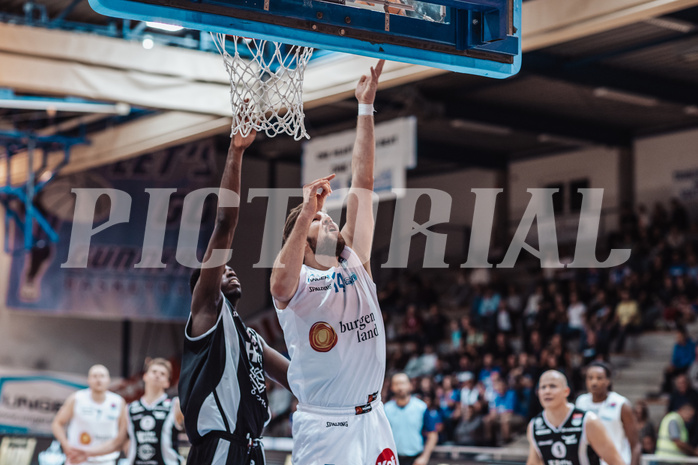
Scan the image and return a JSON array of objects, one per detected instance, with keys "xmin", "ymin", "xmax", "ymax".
[
  {"xmin": 71, "ymin": 358, "xmax": 185, "ymax": 465},
  {"xmin": 271, "ymin": 60, "xmax": 398, "ymax": 465},
  {"xmin": 52, "ymin": 364, "xmax": 126, "ymax": 465},
  {"xmin": 576, "ymin": 362, "xmax": 640, "ymax": 465}
]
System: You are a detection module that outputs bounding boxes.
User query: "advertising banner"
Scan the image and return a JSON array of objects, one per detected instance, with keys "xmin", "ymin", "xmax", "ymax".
[
  {"xmin": 5, "ymin": 139, "xmax": 219, "ymax": 320},
  {"xmin": 0, "ymin": 367, "xmax": 86, "ymax": 436}
]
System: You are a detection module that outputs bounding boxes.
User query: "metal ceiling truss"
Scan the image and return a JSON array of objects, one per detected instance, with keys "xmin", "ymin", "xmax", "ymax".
[{"xmin": 0, "ymin": 130, "xmax": 87, "ymax": 251}]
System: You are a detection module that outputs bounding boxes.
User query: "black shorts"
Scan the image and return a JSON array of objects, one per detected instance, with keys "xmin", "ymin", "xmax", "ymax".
[{"xmin": 187, "ymin": 433, "xmax": 265, "ymax": 465}]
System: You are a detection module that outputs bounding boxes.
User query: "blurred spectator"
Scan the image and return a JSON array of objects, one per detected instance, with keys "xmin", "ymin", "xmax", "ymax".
[
  {"xmin": 670, "ymin": 198, "xmax": 690, "ymax": 232},
  {"xmin": 634, "ymin": 400, "xmax": 656, "ymax": 454},
  {"xmin": 615, "ymin": 289, "xmax": 640, "ymax": 353},
  {"xmin": 459, "ymin": 372, "xmax": 480, "ymax": 408},
  {"xmin": 663, "ymin": 330, "xmax": 697, "ymax": 393},
  {"xmin": 454, "ymin": 404, "xmax": 484, "ymax": 446},
  {"xmin": 495, "ymin": 300, "xmax": 513, "ymax": 334},
  {"xmin": 656, "ymin": 402, "xmax": 695, "ymax": 458},
  {"xmin": 523, "ymin": 285, "xmax": 544, "ymax": 330},
  {"xmin": 668, "ymin": 374, "xmax": 698, "ymax": 415},
  {"xmin": 478, "ymin": 287, "xmax": 501, "ymax": 331},
  {"xmin": 687, "ymin": 345, "xmax": 698, "ymax": 391},
  {"xmin": 637, "ymin": 204, "xmax": 651, "ymax": 232},
  {"xmin": 400, "ymin": 304, "xmax": 423, "ymax": 344},
  {"xmin": 567, "ymin": 291, "xmax": 587, "ymax": 341},
  {"xmin": 483, "ymin": 378, "xmax": 524, "ymax": 446},
  {"xmin": 422, "ymin": 304, "xmax": 447, "ymax": 347},
  {"xmin": 437, "ymin": 375, "xmax": 461, "ymax": 442},
  {"xmin": 404, "ymin": 345, "xmax": 438, "ymax": 378}
]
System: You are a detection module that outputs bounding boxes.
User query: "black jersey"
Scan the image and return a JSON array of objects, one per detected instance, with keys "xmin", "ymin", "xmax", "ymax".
[
  {"xmin": 179, "ymin": 295, "xmax": 270, "ymax": 463},
  {"xmin": 530, "ymin": 406, "xmax": 601, "ymax": 465},
  {"xmin": 127, "ymin": 395, "xmax": 182, "ymax": 465}
]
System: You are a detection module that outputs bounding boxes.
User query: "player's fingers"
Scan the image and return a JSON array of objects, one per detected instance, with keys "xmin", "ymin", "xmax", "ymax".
[
  {"xmin": 320, "ymin": 180, "xmax": 332, "ymax": 194},
  {"xmin": 374, "ymin": 59, "xmax": 385, "ymax": 78}
]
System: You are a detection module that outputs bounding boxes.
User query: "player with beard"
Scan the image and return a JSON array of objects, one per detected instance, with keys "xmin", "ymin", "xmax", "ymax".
[
  {"xmin": 576, "ymin": 362, "xmax": 641, "ymax": 465},
  {"xmin": 270, "ymin": 60, "xmax": 398, "ymax": 465},
  {"xmin": 527, "ymin": 371, "xmax": 626, "ymax": 465},
  {"xmin": 178, "ymin": 129, "xmax": 290, "ymax": 465}
]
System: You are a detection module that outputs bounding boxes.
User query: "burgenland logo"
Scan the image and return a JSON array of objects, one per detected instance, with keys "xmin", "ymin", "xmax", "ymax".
[
  {"xmin": 309, "ymin": 321, "xmax": 338, "ymax": 353},
  {"xmin": 375, "ymin": 448, "xmax": 396, "ymax": 465}
]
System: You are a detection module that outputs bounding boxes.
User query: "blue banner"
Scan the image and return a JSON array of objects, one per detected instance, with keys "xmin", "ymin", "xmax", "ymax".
[{"xmin": 5, "ymin": 139, "xmax": 219, "ymax": 321}]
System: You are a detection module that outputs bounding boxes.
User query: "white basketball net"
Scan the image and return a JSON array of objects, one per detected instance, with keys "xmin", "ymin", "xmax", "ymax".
[{"xmin": 212, "ymin": 33, "xmax": 313, "ymax": 141}]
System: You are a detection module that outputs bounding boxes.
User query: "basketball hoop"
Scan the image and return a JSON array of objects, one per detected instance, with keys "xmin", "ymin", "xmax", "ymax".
[{"xmin": 212, "ymin": 33, "xmax": 313, "ymax": 141}]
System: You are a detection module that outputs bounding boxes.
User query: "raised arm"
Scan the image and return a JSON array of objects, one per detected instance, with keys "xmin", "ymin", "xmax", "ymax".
[
  {"xmin": 586, "ymin": 415, "xmax": 627, "ymax": 465},
  {"xmin": 341, "ymin": 60, "xmax": 384, "ymax": 276},
  {"xmin": 190, "ymin": 130, "xmax": 255, "ymax": 337},
  {"xmin": 270, "ymin": 175, "xmax": 334, "ymax": 308}
]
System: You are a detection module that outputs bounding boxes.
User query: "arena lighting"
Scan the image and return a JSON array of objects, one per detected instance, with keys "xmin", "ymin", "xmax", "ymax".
[
  {"xmin": 142, "ymin": 35, "xmax": 155, "ymax": 49},
  {"xmin": 145, "ymin": 21, "xmax": 184, "ymax": 32},
  {"xmin": 0, "ymin": 99, "xmax": 131, "ymax": 115},
  {"xmin": 450, "ymin": 119, "xmax": 512, "ymax": 135},
  {"xmin": 537, "ymin": 133, "xmax": 591, "ymax": 147},
  {"xmin": 593, "ymin": 87, "xmax": 659, "ymax": 107},
  {"xmin": 643, "ymin": 17, "xmax": 696, "ymax": 33}
]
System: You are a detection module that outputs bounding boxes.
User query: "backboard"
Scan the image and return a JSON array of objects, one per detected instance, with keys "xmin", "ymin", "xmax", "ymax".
[{"xmin": 89, "ymin": 0, "xmax": 521, "ymax": 78}]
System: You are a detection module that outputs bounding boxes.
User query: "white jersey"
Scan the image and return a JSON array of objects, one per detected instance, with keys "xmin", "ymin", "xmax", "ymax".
[
  {"xmin": 66, "ymin": 389, "xmax": 124, "ymax": 464},
  {"xmin": 275, "ymin": 246, "xmax": 386, "ymax": 408},
  {"xmin": 576, "ymin": 391, "xmax": 631, "ymax": 465}
]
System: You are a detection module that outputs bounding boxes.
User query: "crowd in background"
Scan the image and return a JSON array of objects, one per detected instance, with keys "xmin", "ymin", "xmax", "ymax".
[{"xmin": 263, "ymin": 197, "xmax": 698, "ymax": 449}]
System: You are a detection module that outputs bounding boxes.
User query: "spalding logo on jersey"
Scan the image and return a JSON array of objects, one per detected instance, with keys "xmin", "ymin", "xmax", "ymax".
[
  {"xmin": 375, "ymin": 448, "xmax": 396, "ymax": 465},
  {"xmin": 309, "ymin": 322, "xmax": 338, "ymax": 352}
]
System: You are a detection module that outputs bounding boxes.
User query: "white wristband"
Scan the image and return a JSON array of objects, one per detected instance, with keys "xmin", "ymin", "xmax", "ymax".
[{"xmin": 358, "ymin": 104, "xmax": 374, "ymax": 116}]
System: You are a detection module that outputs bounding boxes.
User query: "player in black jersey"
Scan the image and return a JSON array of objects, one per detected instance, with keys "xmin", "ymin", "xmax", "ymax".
[
  {"xmin": 179, "ymin": 128, "xmax": 290, "ymax": 465},
  {"xmin": 527, "ymin": 371, "xmax": 627, "ymax": 465},
  {"xmin": 74, "ymin": 358, "xmax": 185, "ymax": 465}
]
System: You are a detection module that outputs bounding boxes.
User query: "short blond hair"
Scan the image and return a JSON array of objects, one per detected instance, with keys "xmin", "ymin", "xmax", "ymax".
[{"xmin": 145, "ymin": 358, "xmax": 172, "ymax": 381}]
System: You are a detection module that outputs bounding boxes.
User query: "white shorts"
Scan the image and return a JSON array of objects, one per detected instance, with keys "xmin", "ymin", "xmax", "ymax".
[{"xmin": 292, "ymin": 398, "xmax": 398, "ymax": 465}]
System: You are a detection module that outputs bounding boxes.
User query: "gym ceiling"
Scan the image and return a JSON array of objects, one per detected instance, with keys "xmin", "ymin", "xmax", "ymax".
[{"xmin": 1, "ymin": 0, "xmax": 698, "ymax": 181}]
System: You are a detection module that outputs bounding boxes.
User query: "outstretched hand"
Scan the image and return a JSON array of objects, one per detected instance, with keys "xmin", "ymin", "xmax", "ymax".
[
  {"xmin": 232, "ymin": 102, "xmax": 257, "ymax": 152},
  {"xmin": 302, "ymin": 174, "xmax": 336, "ymax": 215},
  {"xmin": 355, "ymin": 59, "xmax": 385, "ymax": 104},
  {"xmin": 232, "ymin": 128, "xmax": 257, "ymax": 152}
]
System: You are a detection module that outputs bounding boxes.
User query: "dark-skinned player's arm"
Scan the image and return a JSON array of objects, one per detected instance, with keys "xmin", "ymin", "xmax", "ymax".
[
  {"xmin": 190, "ymin": 129, "xmax": 256, "ymax": 337},
  {"xmin": 586, "ymin": 414, "xmax": 628, "ymax": 465},
  {"xmin": 341, "ymin": 60, "xmax": 384, "ymax": 278},
  {"xmin": 620, "ymin": 401, "xmax": 641, "ymax": 465},
  {"xmin": 260, "ymin": 337, "xmax": 290, "ymax": 391}
]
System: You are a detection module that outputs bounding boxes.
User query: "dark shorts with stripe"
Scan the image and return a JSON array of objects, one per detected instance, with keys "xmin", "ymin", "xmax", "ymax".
[{"xmin": 187, "ymin": 432, "xmax": 265, "ymax": 465}]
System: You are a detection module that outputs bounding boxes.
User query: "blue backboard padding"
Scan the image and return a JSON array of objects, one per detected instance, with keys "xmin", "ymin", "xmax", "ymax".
[{"xmin": 89, "ymin": 0, "xmax": 521, "ymax": 77}]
